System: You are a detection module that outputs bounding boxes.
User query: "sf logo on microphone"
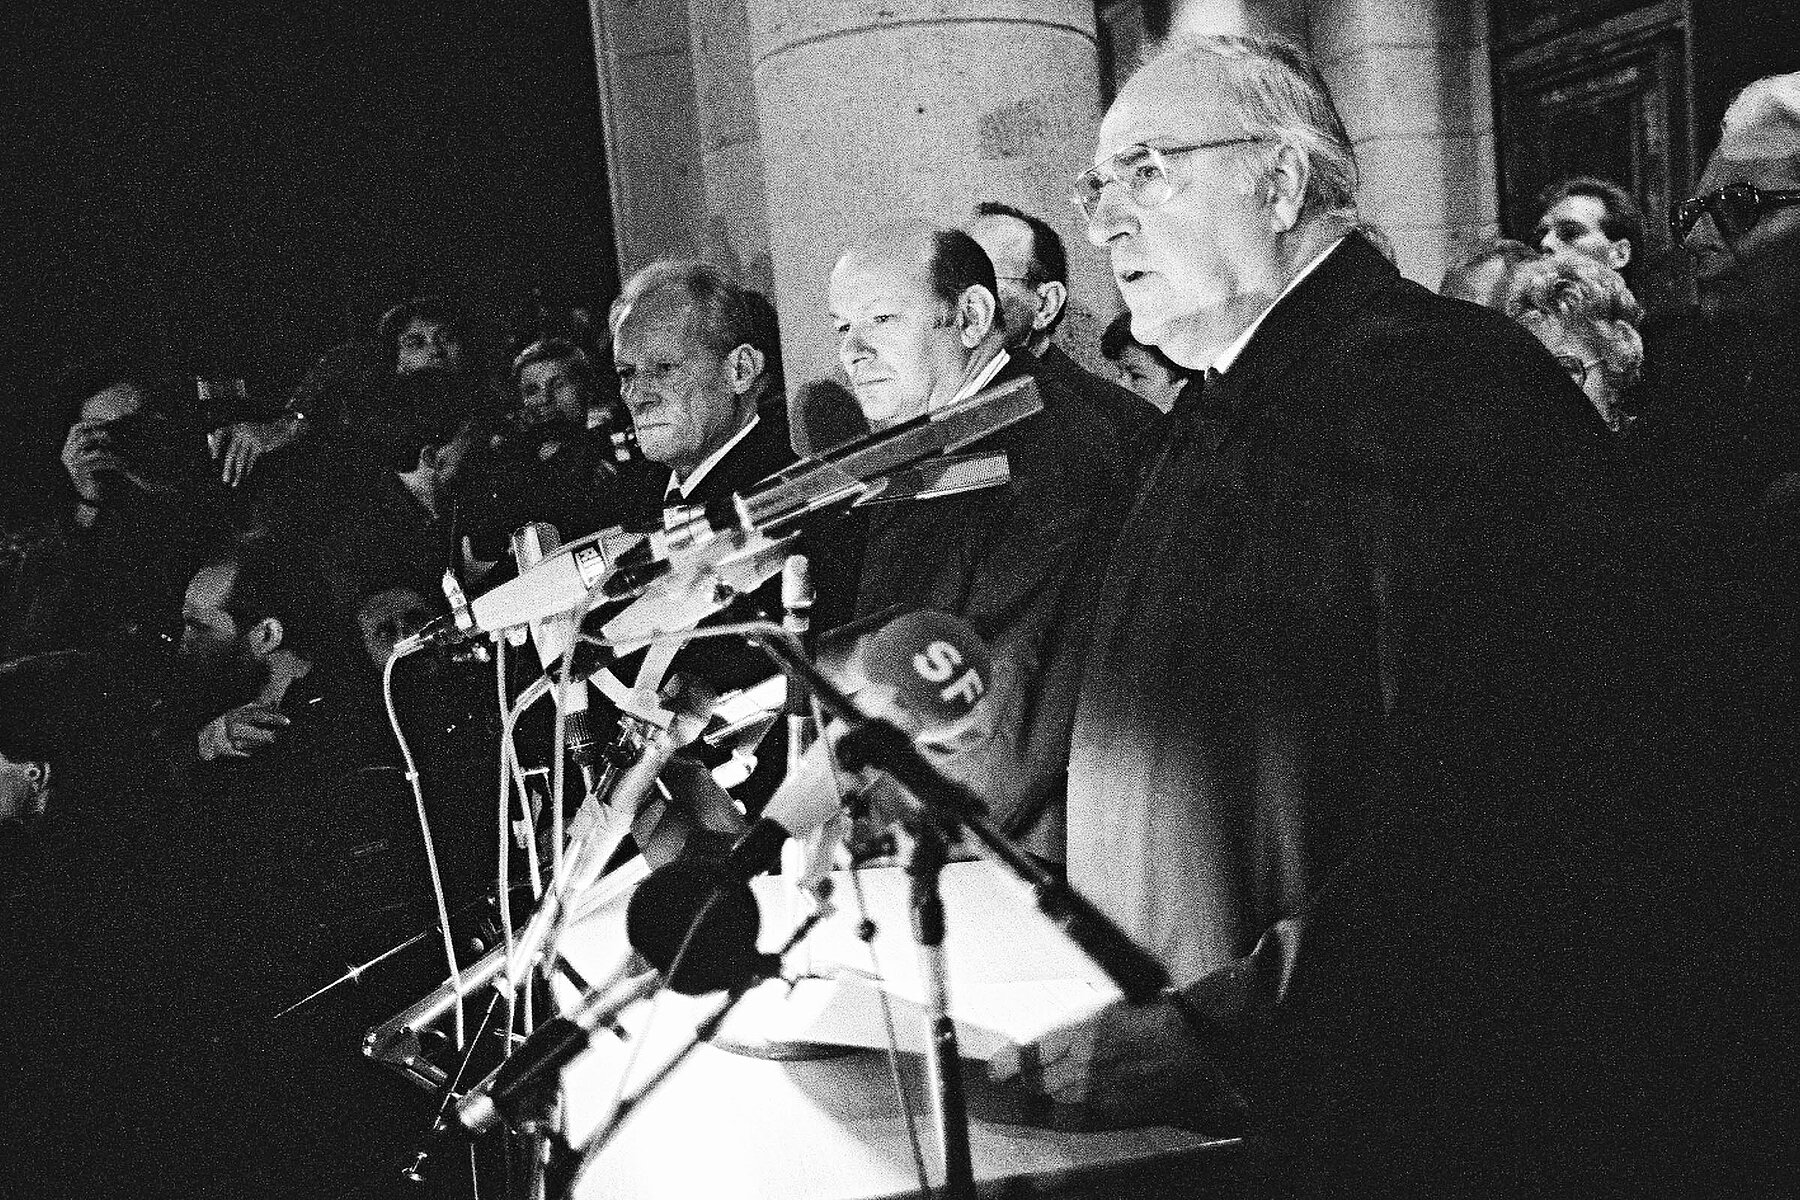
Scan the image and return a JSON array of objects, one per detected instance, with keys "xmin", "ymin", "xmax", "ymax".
[{"xmin": 913, "ymin": 640, "xmax": 986, "ymax": 710}]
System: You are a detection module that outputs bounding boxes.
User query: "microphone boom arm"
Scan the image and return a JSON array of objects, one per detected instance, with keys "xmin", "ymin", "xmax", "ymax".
[{"xmin": 746, "ymin": 629, "xmax": 1172, "ymax": 1005}]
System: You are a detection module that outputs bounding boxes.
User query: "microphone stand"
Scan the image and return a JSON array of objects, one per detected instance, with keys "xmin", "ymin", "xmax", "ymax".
[
  {"xmin": 746, "ymin": 629, "xmax": 1175, "ymax": 1200},
  {"xmin": 904, "ymin": 816, "xmax": 975, "ymax": 1200}
]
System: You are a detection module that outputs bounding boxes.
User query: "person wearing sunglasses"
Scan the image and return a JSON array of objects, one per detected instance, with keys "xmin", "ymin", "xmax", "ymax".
[
  {"xmin": 1674, "ymin": 73, "xmax": 1800, "ymax": 328},
  {"xmin": 1635, "ymin": 71, "xmax": 1800, "ymax": 523}
]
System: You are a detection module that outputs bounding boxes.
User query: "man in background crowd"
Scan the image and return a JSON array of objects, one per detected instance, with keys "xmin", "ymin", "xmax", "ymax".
[
  {"xmin": 1533, "ymin": 175, "xmax": 1645, "ymax": 287},
  {"xmin": 209, "ymin": 293, "xmax": 487, "ymax": 486},
  {"xmin": 2, "ymin": 355, "xmax": 232, "ymax": 672}
]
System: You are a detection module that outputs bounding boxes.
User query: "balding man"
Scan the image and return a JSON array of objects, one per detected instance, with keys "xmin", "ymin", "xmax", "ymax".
[
  {"xmin": 1645, "ymin": 73, "xmax": 1800, "ymax": 519},
  {"xmin": 827, "ymin": 222, "xmax": 1129, "ymax": 849},
  {"xmin": 985, "ymin": 34, "xmax": 1706, "ymax": 1193}
]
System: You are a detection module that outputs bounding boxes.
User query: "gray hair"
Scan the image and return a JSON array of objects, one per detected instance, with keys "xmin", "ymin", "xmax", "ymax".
[
  {"xmin": 1143, "ymin": 33, "xmax": 1360, "ymax": 228},
  {"xmin": 1504, "ymin": 255, "xmax": 1645, "ymax": 389},
  {"xmin": 609, "ymin": 258, "xmax": 783, "ymax": 389}
]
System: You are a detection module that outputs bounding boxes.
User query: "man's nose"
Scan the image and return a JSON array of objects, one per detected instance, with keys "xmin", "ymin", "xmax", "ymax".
[
  {"xmin": 1085, "ymin": 185, "xmax": 1134, "ymax": 248},
  {"xmin": 840, "ymin": 327, "xmax": 871, "ymax": 364},
  {"xmin": 1682, "ymin": 211, "xmax": 1726, "ymax": 257}
]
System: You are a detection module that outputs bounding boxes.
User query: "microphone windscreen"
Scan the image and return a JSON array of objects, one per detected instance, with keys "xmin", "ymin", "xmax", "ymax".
[
  {"xmin": 789, "ymin": 378, "xmax": 868, "ymax": 457},
  {"xmin": 625, "ymin": 859, "xmax": 765, "ymax": 995},
  {"xmin": 850, "ymin": 610, "xmax": 992, "ymax": 734}
]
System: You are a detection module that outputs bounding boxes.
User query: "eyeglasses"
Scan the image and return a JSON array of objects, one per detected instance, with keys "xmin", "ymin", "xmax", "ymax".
[
  {"xmin": 1670, "ymin": 183, "xmax": 1800, "ymax": 242},
  {"xmin": 1071, "ymin": 139, "xmax": 1264, "ymax": 221},
  {"xmin": 1555, "ymin": 355, "xmax": 1604, "ymax": 387}
]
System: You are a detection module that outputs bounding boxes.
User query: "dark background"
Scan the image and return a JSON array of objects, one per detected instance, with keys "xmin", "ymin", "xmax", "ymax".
[{"xmin": 1, "ymin": 0, "xmax": 617, "ymax": 524}]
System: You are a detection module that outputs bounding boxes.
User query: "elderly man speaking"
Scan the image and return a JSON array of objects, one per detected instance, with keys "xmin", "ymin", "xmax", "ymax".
[{"xmin": 987, "ymin": 32, "xmax": 1702, "ymax": 1196}]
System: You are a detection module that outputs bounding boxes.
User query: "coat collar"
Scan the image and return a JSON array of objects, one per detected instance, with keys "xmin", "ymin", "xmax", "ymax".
[{"xmin": 1201, "ymin": 231, "xmax": 1397, "ymax": 425}]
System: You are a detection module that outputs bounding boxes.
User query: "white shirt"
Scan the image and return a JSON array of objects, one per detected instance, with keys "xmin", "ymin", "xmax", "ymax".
[
  {"xmin": 929, "ymin": 347, "xmax": 1010, "ymax": 415},
  {"xmin": 1210, "ymin": 236, "xmax": 1348, "ymax": 375},
  {"xmin": 665, "ymin": 412, "xmax": 761, "ymax": 503}
]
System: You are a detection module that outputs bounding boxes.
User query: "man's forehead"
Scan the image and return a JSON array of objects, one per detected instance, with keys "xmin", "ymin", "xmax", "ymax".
[
  {"xmin": 81, "ymin": 381, "xmax": 146, "ymax": 423},
  {"xmin": 185, "ymin": 563, "xmax": 237, "ymax": 610},
  {"xmin": 969, "ymin": 214, "xmax": 1032, "ymax": 269},
  {"xmin": 1541, "ymin": 195, "xmax": 1605, "ymax": 225},
  {"xmin": 1096, "ymin": 55, "xmax": 1235, "ymax": 163},
  {"xmin": 524, "ymin": 358, "xmax": 574, "ymax": 383},
  {"xmin": 615, "ymin": 293, "xmax": 701, "ymax": 353},
  {"xmin": 829, "ymin": 247, "xmax": 932, "ymax": 308},
  {"xmin": 1705, "ymin": 132, "xmax": 1800, "ymax": 188}
]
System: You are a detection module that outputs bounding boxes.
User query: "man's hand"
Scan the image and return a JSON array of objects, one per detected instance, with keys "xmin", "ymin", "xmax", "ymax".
[
  {"xmin": 60, "ymin": 418, "xmax": 127, "ymax": 505},
  {"xmin": 212, "ymin": 417, "xmax": 299, "ymax": 487},
  {"xmin": 988, "ymin": 996, "xmax": 1245, "ymax": 1133},
  {"xmin": 196, "ymin": 703, "xmax": 291, "ymax": 761}
]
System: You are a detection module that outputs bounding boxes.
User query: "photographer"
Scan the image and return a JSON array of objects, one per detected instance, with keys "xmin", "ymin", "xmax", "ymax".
[
  {"xmin": 464, "ymin": 336, "xmax": 653, "ymax": 544},
  {"xmin": 208, "ymin": 293, "xmax": 489, "ymax": 486},
  {"xmin": 1, "ymin": 355, "xmax": 241, "ymax": 668}
]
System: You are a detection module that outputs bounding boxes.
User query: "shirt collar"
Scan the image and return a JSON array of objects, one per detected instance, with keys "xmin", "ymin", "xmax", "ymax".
[
  {"xmin": 932, "ymin": 347, "xmax": 1010, "ymax": 415},
  {"xmin": 1210, "ymin": 235, "xmax": 1347, "ymax": 376},
  {"xmin": 667, "ymin": 411, "xmax": 760, "ymax": 500}
]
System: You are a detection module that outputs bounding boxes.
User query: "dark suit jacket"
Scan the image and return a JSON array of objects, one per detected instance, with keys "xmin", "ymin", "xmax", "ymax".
[
  {"xmin": 604, "ymin": 402, "xmax": 862, "ymax": 817},
  {"xmin": 1066, "ymin": 235, "xmax": 1748, "ymax": 1187},
  {"xmin": 851, "ymin": 350, "xmax": 1130, "ymax": 849},
  {"xmin": 641, "ymin": 400, "xmax": 861, "ymax": 697},
  {"xmin": 1031, "ymin": 343, "xmax": 1160, "ymax": 468}
]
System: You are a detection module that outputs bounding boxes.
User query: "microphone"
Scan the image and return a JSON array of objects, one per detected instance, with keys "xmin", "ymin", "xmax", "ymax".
[
  {"xmin": 398, "ymin": 524, "xmax": 647, "ymax": 650},
  {"xmin": 626, "ymin": 611, "xmax": 993, "ymax": 978},
  {"xmin": 512, "ymin": 524, "xmax": 598, "ymax": 775},
  {"xmin": 404, "ymin": 378, "xmax": 1043, "ymax": 652},
  {"xmin": 602, "ymin": 376, "xmax": 1044, "ymax": 605},
  {"xmin": 453, "ymin": 966, "xmax": 663, "ymax": 1137},
  {"xmin": 782, "ymin": 554, "xmax": 815, "ymax": 768}
]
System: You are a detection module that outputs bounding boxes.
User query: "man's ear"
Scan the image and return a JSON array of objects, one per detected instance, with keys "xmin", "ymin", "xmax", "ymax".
[
  {"xmin": 957, "ymin": 286, "xmax": 997, "ymax": 348},
  {"xmin": 1033, "ymin": 281, "xmax": 1068, "ymax": 333},
  {"xmin": 725, "ymin": 343, "xmax": 766, "ymax": 395},
  {"xmin": 246, "ymin": 615, "xmax": 284, "ymax": 660},
  {"xmin": 416, "ymin": 442, "xmax": 441, "ymax": 474},
  {"xmin": 1266, "ymin": 144, "xmax": 1310, "ymax": 233},
  {"xmin": 1606, "ymin": 237, "xmax": 1632, "ymax": 271}
]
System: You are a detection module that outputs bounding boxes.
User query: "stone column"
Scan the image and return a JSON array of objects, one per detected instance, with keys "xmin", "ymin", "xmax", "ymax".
[
  {"xmin": 689, "ymin": 0, "xmax": 776, "ymax": 292},
  {"xmin": 1166, "ymin": 0, "xmax": 1496, "ymax": 289},
  {"xmin": 587, "ymin": 0, "xmax": 708, "ymax": 277},
  {"xmin": 747, "ymin": 0, "xmax": 1115, "ymax": 432},
  {"xmin": 1171, "ymin": 0, "xmax": 1308, "ymax": 41},
  {"xmin": 1306, "ymin": 0, "xmax": 1497, "ymax": 287}
]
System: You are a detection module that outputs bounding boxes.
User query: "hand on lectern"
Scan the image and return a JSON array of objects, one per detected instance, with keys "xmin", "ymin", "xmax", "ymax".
[{"xmin": 986, "ymin": 996, "xmax": 1244, "ymax": 1134}]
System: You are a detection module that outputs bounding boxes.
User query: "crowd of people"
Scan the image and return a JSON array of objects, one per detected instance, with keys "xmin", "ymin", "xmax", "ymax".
[{"xmin": 3, "ymin": 30, "xmax": 1797, "ymax": 1200}]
